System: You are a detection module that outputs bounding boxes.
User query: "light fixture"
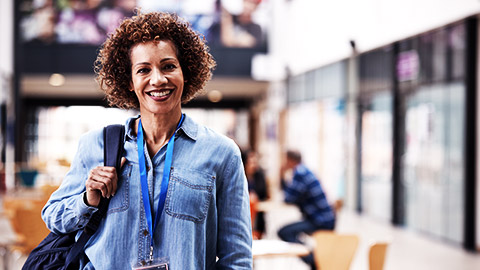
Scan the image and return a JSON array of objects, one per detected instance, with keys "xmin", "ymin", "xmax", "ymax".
[
  {"xmin": 48, "ymin": 73, "xmax": 65, "ymax": 87},
  {"xmin": 207, "ymin": 90, "xmax": 223, "ymax": 103}
]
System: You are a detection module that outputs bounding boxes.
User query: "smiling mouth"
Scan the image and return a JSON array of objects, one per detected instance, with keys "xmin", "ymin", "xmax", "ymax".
[{"xmin": 147, "ymin": 90, "xmax": 173, "ymax": 97}]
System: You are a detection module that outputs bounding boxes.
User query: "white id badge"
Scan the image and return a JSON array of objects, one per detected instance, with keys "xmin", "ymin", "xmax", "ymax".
[{"xmin": 132, "ymin": 257, "xmax": 170, "ymax": 270}]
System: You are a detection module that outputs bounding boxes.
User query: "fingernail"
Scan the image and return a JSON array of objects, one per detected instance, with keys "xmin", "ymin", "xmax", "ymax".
[{"xmin": 112, "ymin": 193, "xmax": 115, "ymax": 197}]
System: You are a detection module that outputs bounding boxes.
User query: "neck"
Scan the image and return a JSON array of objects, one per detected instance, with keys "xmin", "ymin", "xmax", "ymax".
[{"xmin": 137, "ymin": 111, "xmax": 182, "ymax": 156}]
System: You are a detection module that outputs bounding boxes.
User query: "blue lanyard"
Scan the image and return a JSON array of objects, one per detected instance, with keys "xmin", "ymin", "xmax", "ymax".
[{"xmin": 137, "ymin": 114, "xmax": 185, "ymax": 257}]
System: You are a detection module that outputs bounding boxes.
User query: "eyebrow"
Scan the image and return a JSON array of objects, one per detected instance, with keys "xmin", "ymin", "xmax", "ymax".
[
  {"xmin": 132, "ymin": 62, "xmax": 150, "ymax": 68},
  {"xmin": 132, "ymin": 58, "xmax": 178, "ymax": 68}
]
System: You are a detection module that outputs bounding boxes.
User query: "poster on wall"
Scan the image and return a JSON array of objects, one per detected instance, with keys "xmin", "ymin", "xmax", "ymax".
[{"xmin": 20, "ymin": 0, "xmax": 268, "ymax": 48}]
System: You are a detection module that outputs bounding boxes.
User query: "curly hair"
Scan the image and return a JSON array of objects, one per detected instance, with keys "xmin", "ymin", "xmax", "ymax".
[{"xmin": 94, "ymin": 11, "xmax": 216, "ymax": 109}]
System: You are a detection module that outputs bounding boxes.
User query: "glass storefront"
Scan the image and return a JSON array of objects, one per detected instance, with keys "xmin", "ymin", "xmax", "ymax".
[
  {"xmin": 358, "ymin": 46, "xmax": 394, "ymax": 222},
  {"xmin": 399, "ymin": 22, "xmax": 466, "ymax": 245},
  {"xmin": 353, "ymin": 21, "xmax": 469, "ymax": 244},
  {"xmin": 403, "ymin": 82, "xmax": 465, "ymax": 243},
  {"xmin": 360, "ymin": 92, "xmax": 393, "ymax": 221}
]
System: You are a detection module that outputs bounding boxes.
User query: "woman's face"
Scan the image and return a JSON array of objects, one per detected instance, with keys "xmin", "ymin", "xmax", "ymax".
[
  {"xmin": 130, "ymin": 40, "xmax": 184, "ymax": 117},
  {"xmin": 246, "ymin": 153, "xmax": 258, "ymax": 175}
]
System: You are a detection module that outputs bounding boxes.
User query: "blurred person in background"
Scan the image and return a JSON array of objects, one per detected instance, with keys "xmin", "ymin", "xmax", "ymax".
[
  {"xmin": 241, "ymin": 149, "xmax": 268, "ymax": 239},
  {"xmin": 278, "ymin": 150, "xmax": 335, "ymax": 270},
  {"xmin": 208, "ymin": 0, "xmax": 264, "ymax": 48},
  {"xmin": 56, "ymin": 0, "xmax": 106, "ymax": 44},
  {"xmin": 42, "ymin": 11, "xmax": 252, "ymax": 269},
  {"xmin": 21, "ymin": 0, "xmax": 56, "ymax": 43}
]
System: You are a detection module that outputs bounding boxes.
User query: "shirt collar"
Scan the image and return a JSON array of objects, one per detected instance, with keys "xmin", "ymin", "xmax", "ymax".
[
  {"xmin": 178, "ymin": 114, "xmax": 198, "ymax": 141},
  {"xmin": 124, "ymin": 114, "xmax": 198, "ymax": 141}
]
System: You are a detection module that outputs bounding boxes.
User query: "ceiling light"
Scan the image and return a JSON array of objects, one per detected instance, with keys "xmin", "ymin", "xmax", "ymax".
[
  {"xmin": 49, "ymin": 73, "xmax": 65, "ymax": 87},
  {"xmin": 207, "ymin": 90, "xmax": 222, "ymax": 103}
]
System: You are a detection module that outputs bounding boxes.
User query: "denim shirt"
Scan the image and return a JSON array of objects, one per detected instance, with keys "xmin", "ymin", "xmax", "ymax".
[{"xmin": 42, "ymin": 114, "xmax": 253, "ymax": 269}]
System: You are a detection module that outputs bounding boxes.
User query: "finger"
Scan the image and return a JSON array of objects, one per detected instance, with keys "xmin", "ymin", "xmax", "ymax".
[
  {"xmin": 87, "ymin": 179, "xmax": 108, "ymax": 198},
  {"xmin": 97, "ymin": 166, "xmax": 116, "ymax": 174},
  {"xmin": 85, "ymin": 185, "xmax": 101, "ymax": 207},
  {"xmin": 96, "ymin": 166, "xmax": 117, "ymax": 186},
  {"xmin": 89, "ymin": 170, "xmax": 114, "ymax": 198},
  {"xmin": 120, "ymin": 157, "xmax": 127, "ymax": 168}
]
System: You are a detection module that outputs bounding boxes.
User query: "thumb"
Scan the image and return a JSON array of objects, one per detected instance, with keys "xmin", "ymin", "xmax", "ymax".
[{"xmin": 120, "ymin": 157, "xmax": 127, "ymax": 168}]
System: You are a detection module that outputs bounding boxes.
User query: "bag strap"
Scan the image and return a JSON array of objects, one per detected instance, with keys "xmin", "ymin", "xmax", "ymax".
[{"xmin": 65, "ymin": 124, "xmax": 125, "ymax": 269}]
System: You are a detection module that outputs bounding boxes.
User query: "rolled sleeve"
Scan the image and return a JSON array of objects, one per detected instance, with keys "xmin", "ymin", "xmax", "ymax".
[{"xmin": 74, "ymin": 192, "xmax": 99, "ymax": 228}]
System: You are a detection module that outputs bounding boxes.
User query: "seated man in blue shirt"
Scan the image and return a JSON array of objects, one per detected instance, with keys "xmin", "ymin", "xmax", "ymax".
[{"xmin": 278, "ymin": 150, "xmax": 335, "ymax": 270}]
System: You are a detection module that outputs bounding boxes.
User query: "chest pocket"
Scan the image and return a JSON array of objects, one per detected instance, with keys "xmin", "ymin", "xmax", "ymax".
[
  {"xmin": 107, "ymin": 163, "xmax": 132, "ymax": 214},
  {"xmin": 165, "ymin": 167, "xmax": 215, "ymax": 223}
]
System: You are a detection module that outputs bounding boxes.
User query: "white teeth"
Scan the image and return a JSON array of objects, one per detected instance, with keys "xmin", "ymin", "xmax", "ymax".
[{"xmin": 149, "ymin": 90, "xmax": 170, "ymax": 97}]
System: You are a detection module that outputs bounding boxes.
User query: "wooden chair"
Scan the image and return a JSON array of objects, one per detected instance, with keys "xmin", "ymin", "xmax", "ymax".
[
  {"xmin": 312, "ymin": 231, "xmax": 359, "ymax": 270},
  {"xmin": 3, "ymin": 198, "xmax": 50, "ymax": 254},
  {"xmin": 369, "ymin": 242, "xmax": 389, "ymax": 270}
]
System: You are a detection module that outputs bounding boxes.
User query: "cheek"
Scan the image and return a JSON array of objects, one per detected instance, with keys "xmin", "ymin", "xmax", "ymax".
[
  {"xmin": 130, "ymin": 76, "xmax": 144, "ymax": 91},
  {"xmin": 175, "ymin": 73, "xmax": 185, "ymax": 93},
  {"xmin": 130, "ymin": 81, "xmax": 143, "ymax": 98}
]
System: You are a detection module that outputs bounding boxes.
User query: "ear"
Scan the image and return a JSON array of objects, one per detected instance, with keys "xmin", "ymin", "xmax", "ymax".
[{"xmin": 129, "ymin": 81, "xmax": 134, "ymax": 91}]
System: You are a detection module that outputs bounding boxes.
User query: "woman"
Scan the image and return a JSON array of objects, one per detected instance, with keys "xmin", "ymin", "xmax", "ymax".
[
  {"xmin": 241, "ymin": 150, "xmax": 268, "ymax": 239},
  {"xmin": 42, "ymin": 11, "xmax": 252, "ymax": 269}
]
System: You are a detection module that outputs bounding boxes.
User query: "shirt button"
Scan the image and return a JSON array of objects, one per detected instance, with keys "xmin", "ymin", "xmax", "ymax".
[
  {"xmin": 143, "ymin": 229, "xmax": 149, "ymax": 236},
  {"xmin": 83, "ymin": 213, "xmax": 91, "ymax": 218}
]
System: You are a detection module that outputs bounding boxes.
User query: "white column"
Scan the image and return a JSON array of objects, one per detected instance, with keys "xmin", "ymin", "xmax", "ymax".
[
  {"xmin": 344, "ymin": 44, "xmax": 359, "ymax": 211},
  {"xmin": 0, "ymin": 0, "xmax": 15, "ymax": 191}
]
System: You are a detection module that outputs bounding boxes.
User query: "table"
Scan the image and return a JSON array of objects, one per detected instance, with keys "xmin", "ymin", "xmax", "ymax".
[
  {"xmin": 252, "ymin": 239, "xmax": 310, "ymax": 259},
  {"xmin": 255, "ymin": 200, "xmax": 298, "ymax": 213}
]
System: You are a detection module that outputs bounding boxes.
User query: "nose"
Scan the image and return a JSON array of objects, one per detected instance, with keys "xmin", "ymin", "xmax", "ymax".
[{"xmin": 150, "ymin": 68, "xmax": 168, "ymax": 86}]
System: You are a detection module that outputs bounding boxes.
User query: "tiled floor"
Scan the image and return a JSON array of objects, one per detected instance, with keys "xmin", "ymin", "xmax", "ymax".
[
  {"xmin": 334, "ymin": 210, "xmax": 480, "ymax": 270},
  {"xmin": 255, "ymin": 206, "xmax": 480, "ymax": 270},
  {"xmin": 1, "ymin": 202, "xmax": 480, "ymax": 270}
]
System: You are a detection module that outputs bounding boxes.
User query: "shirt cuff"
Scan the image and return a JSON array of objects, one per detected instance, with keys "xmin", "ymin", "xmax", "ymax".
[{"xmin": 75, "ymin": 192, "xmax": 99, "ymax": 229}]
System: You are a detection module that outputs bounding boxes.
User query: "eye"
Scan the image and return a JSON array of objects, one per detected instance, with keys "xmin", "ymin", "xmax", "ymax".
[
  {"xmin": 136, "ymin": 67, "xmax": 150, "ymax": 74},
  {"xmin": 163, "ymin": 63, "xmax": 177, "ymax": 71}
]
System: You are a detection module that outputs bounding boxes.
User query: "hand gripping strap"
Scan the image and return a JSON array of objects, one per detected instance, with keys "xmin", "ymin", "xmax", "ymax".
[{"xmin": 65, "ymin": 124, "xmax": 125, "ymax": 269}]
